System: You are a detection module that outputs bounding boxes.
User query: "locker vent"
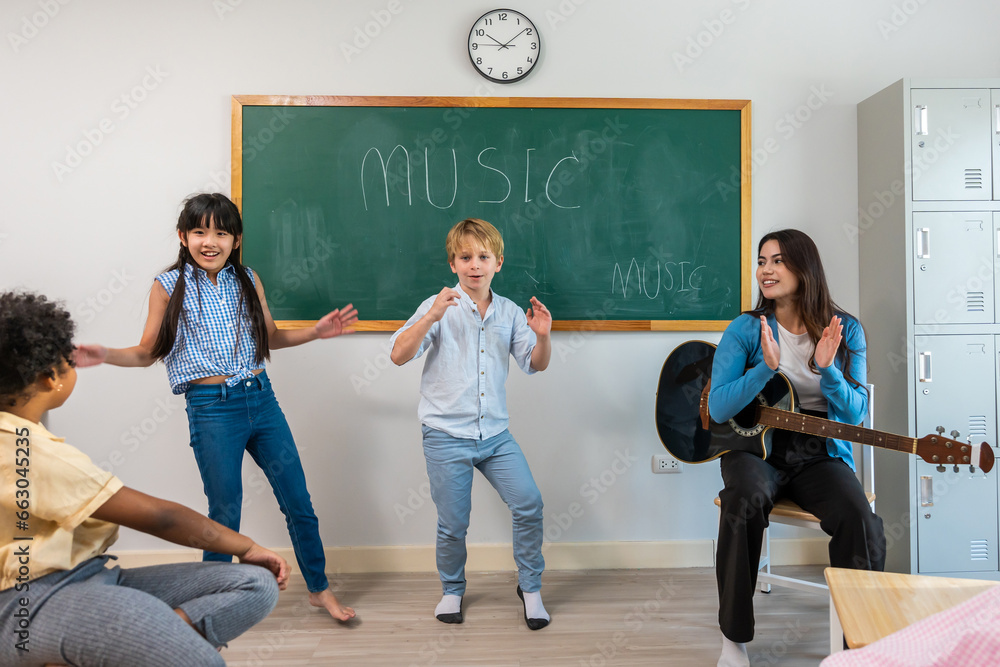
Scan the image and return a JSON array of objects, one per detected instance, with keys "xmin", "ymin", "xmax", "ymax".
[
  {"xmin": 968, "ymin": 415, "xmax": 989, "ymax": 439},
  {"xmin": 966, "ymin": 292, "xmax": 985, "ymax": 311},
  {"xmin": 965, "ymin": 169, "xmax": 983, "ymax": 189},
  {"xmin": 970, "ymin": 539, "xmax": 989, "ymax": 561}
]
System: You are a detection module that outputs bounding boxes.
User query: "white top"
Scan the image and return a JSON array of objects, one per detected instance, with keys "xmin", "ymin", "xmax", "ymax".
[{"xmin": 776, "ymin": 322, "xmax": 826, "ymax": 411}]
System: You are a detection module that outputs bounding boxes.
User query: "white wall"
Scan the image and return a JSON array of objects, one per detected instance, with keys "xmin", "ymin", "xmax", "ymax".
[{"xmin": 2, "ymin": 0, "xmax": 998, "ymax": 554}]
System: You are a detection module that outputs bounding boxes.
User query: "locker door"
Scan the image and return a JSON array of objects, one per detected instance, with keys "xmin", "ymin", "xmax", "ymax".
[
  {"xmin": 913, "ymin": 334, "xmax": 998, "ymax": 573},
  {"xmin": 996, "ymin": 213, "xmax": 1000, "ymax": 318},
  {"xmin": 911, "ymin": 89, "xmax": 992, "ymax": 201},
  {"xmin": 912, "ymin": 212, "xmax": 994, "ymax": 324},
  {"xmin": 993, "ymin": 89, "xmax": 1000, "ymax": 199}
]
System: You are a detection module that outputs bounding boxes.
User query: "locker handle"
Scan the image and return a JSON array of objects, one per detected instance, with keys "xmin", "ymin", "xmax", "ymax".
[
  {"xmin": 914, "ymin": 105, "xmax": 928, "ymax": 135},
  {"xmin": 920, "ymin": 476, "xmax": 933, "ymax": 507},
  {"xmin": 995, "ymin": 104, "xmax": 1000, "ymax": 134},
  {"xmin": 916, "ymin": 228, "xmax": 930, "ymax": 259},
  {"xmin": 918, "ymin": 351, "xmax": 932, "ymax": 382}
]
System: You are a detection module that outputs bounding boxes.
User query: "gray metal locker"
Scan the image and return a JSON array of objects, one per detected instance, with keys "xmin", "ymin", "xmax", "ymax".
[
  {"xmin": 915, "ymin": 462, "xmax": 998, "ymax": 573},
  {"xmin": 996, "ymin": 213, "xmax": 1000, "ymax": 319},
  {"xmin": 860, "ymin": 78, "xmax": 1000, "ymax": 578},
  {"xmin": 912, "ymin": 334, "xmax": 998, "ymax": 573},
  {"xmin": 911, "ymin": 88, "xmax": 992, "ymax": 201},
  {"xmin": 911, "ymin": 211, "xmax": 994, "ymax": 324},
  {"xmin": 913, "ymin": 334, "xmax": 996, "ymax": 447},
  {"xmin": 994, "ymin": 90, "xmax": 1000, "ymax": 199}
]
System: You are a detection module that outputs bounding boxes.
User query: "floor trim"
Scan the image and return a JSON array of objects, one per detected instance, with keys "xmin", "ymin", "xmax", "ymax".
[{"xmin": 110, "ymin": 538, "xmax": 831, "ymax": 572}]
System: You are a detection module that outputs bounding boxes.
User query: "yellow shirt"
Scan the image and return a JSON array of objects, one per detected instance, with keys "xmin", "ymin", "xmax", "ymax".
[{"xmin": 0, "ymin": 412, "xmax": 122, "ymax": 590}]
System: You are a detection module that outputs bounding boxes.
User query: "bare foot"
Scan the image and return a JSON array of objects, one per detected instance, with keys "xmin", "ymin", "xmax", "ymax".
[{"xmin": 309, "ymin": 587, "xmax": 356, "ymax": 622}]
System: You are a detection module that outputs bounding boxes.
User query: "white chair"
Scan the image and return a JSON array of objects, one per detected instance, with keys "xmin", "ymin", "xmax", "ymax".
[{"xmin": 714, "ymin": 384, "xmax": 876, "ymax": 654}]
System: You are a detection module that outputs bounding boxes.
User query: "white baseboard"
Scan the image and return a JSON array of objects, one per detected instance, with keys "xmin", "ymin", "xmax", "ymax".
[{"xmin": 109, "ymin": 537, "xmax": 830, "ymax": 573}]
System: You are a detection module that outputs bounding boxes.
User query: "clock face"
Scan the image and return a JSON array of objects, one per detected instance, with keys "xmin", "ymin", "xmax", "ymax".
[{"xmin": 468, "ymin": 9, "xmax": 540, "ymax": 84}]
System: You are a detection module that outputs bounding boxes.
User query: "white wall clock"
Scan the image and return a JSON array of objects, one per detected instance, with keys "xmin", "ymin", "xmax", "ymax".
[{"xmin": 468, "ymin": 9, "xmax": 540, "ymax": 84}]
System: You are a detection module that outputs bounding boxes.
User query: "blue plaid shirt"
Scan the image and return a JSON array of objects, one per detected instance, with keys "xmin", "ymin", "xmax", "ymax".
[
  {"xmin": 390, "ymin": 285, "xmax": 537, "ymax": 440},
  {"xmin": 156, "ymin": 263, "xmax": 264, "ymax": 394}
]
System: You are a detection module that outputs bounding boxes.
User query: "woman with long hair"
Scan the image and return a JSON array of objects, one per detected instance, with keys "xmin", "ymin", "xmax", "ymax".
[{"xmin": 708, "ymin": 229, "xmax": 885, "ymax": 667}]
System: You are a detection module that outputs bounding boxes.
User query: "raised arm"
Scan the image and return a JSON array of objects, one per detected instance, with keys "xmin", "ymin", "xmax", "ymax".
[
  {"xmin": 817, "ymin": 314, "xmax": 869, "ymax": 425},
  {"xmin": 74, "ymin": 281, "xmax": 169, "ymax": 368},
  {"xmin": 707, "ymin": 315, "xmax": 777, "ymax": 423},
  {"xmin": 92, "ymin": 486, "xmax": 288, "ymax": 588},
  {"xmin": 254, "ymin": 271, "xmax": 358, "ymax": 350},
  {"xmin": 390, "ymin": 288, "xmax": 460, "ymax": 365}
]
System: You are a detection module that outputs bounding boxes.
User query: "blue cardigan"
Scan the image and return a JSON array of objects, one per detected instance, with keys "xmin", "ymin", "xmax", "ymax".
[{"xmin": 707, "ymin": 313, "xmax": 868, "ymax": 470}]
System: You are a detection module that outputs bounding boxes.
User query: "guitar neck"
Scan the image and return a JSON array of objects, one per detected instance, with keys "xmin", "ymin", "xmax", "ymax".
[{"xmin": 758, "ymin": 406, "xmax": 917, "ymax": 455}]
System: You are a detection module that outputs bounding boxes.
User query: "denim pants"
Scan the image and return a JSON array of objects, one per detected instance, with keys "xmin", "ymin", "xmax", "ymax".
[
  {"xmin": 422, "ymin": 426, "xmax": 545, "ymax": 595},
  {"xmin": 185, "ymin": 370, "xmax": 330, "ymax": 593},
  {"xmin": 0, "ymin": 557, "xmax": 278, "ymax": 666}
]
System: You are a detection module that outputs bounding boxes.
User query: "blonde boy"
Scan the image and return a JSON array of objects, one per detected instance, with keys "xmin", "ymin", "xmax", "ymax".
[{"xmin": 390, "ymin": 218, "xmax": 553, "ymax": 629}]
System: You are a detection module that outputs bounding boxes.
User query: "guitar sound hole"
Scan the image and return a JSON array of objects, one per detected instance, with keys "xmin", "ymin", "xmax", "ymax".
[{"xmin": 729, "ymin": 410, "xmax": 765, "ymax": 437}]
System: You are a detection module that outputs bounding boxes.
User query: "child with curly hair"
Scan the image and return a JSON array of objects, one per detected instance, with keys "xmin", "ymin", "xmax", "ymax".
[{"xmin": 0, "ymin": 290, "xmax": 288, "ymax": 667}]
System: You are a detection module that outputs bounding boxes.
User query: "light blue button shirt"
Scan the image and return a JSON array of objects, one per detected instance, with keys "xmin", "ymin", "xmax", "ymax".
[{"xmin": 390, "ymin": 284, "xmax": 537, "ymax": 440}]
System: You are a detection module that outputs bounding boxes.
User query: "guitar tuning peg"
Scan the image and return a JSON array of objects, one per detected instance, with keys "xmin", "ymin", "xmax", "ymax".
[
  {"xmin": 936, "ymin": 426, "xmax": 945, "ymax": 435},
  {"xmin": 970, "ymin": 465, "xmax": 977, "ymax": 473},
  {"xmin": 954, "ymin": 465, "xmax": 960, "ymax": 473},
  {"xmin": 951, "ymin": 430, "xmax": 961, "ymax": 439},
  {"xmin": 936, "ymin": 465, "xmax": 946, "ymax": 473}
]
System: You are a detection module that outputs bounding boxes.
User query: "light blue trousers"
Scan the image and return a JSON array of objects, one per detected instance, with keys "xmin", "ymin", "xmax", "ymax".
[{"xmin": 422, "ymin": 426, "xmax": 545, "ymax": 595}]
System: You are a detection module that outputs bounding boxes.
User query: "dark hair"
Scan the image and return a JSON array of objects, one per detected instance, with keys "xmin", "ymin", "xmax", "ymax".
[
  {"xmin": 151, "ymin": 193, "xmax": 269, "ymax": 364},
  {"xmin": 0, "ymin": 292, "xmax": 76, "ymax": 407},
  {"xmin": 750, "ymin": 229, "xmax": 865, "ymax": 388}
]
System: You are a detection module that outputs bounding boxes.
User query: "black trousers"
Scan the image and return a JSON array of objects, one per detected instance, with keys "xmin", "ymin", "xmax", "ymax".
[{"xmin": 716, "ymin": 416, "xmax": 886, "ymax": 643}]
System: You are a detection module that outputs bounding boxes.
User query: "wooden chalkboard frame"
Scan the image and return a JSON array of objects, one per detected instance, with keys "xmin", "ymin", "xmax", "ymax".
[{"xmin": 232, "ymin": 95, "xmax": 752, "ymax": 332}]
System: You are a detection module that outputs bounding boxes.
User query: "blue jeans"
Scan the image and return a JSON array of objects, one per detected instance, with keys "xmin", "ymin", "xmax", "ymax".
[
  {"xmin": 185, "ymin": 371, "xmax": 329, "ymax": 593},
  {"xmin": 422, "ymin": 426, "xmax": 545, "ymax": 595}
]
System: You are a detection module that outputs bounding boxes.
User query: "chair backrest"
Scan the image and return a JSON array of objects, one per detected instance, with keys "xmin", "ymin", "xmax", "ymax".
[{"xmin": 854, "ymin": 383, "xmax": 875, "ymax": 499}]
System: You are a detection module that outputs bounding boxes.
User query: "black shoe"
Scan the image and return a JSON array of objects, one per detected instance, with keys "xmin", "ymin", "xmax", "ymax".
[
  {"xmin": 435, "ymin": 598, "xmax": 463, "ymax": 624},
  {"xmin": 516, "ymin": 586, "xmax": 550, "ymax": 630}
]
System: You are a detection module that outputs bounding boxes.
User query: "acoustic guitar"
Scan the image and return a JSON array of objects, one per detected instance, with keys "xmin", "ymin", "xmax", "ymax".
[{"xmin": 655, "ymin": 340, "xmax": 994, "ymax": 473}]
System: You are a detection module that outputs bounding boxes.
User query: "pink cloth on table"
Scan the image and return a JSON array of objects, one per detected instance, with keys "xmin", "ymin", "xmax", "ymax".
[{"xmin": 820, "ymin": 585, "xmax": 1000, "ymax": 667}]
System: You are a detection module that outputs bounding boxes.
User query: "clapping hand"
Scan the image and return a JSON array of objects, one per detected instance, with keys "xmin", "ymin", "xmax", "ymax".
[
  {"xmin": 760, "ymin": 316, "xmax": 780, "ymax": 370},
  {"xmin": 814, "ymin": 315, "xmax": 843, "ymax": 368}
]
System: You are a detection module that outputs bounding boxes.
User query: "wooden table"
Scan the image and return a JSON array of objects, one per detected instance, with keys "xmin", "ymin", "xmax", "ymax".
[{"xmin": 824, "ymin": 567, "xmax": 1000, "ymax": 650}]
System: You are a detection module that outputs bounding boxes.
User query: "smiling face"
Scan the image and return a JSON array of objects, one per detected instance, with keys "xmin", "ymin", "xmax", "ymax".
[
  {"xmin": 449, "ymin": 234, "xmax": 503, "ymax": 299},
  {"xmin": 756, "ymin": 238, "xmax": 799, "ymax": 305},
  {"xmin": 179, "ymin": 216, "xmax": 240, "ymax": 278}
]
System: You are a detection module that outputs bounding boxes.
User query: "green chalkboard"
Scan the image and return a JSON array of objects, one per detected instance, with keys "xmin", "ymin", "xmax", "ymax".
[{"xmin": 233, "ymin": 96, "xmax": 751, "ymax": 331}]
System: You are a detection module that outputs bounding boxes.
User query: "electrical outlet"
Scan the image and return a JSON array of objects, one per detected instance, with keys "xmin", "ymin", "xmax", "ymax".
[{"xmin": 652, "ymin": 454, "xmax": 682, "ymax": 474}]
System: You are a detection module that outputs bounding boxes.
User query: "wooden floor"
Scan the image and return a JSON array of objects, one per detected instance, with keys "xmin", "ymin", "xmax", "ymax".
[{"xmin": 223, "ymin": 567, "xmax": 833, "ymax": 666}]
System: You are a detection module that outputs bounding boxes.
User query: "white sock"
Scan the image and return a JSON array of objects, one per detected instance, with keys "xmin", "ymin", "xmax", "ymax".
[
  {"xmin": 717, "ymin": 636, "xmax": 749, "ymax": 667},
  {"xmin": 435, "ymin": 594, "xmax": 462, "ymax": 616},
  {"xmin": 521, "ymin": 590, "xmax": 550, "ymax": 621}
]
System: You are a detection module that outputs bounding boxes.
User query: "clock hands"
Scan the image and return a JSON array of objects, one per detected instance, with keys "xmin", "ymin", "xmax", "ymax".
[
  {"xmin": 482, "ymin": 28, "xmax": 528, "ymax": 50},
  {"xmin": 499, "ymin": 28, "xmax": 528, "ymax": 49}
]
